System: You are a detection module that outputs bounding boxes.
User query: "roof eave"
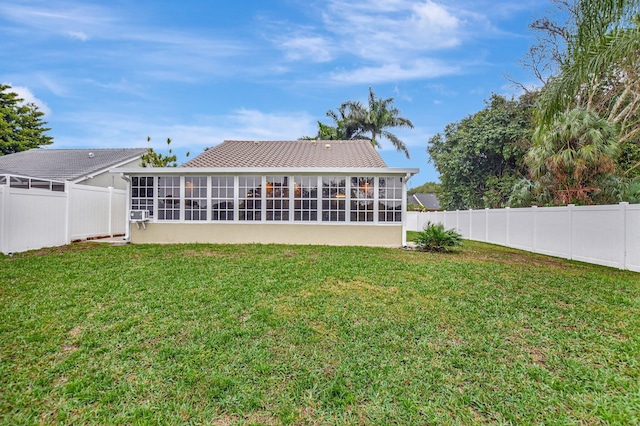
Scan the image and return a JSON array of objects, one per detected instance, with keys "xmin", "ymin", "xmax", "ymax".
[{"xmin": 111, "ymin": 166, "xmax": 419, "ymax": 176}]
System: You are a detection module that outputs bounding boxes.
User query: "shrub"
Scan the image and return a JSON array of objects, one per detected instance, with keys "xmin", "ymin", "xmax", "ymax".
[{"xmin": 414, "ymin": 222, "xmax": 463, "ymax": 252}]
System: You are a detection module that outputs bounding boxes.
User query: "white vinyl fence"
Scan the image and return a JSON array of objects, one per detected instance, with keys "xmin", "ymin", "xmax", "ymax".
[
  {"xmin": 0, "ymin": 176, "xmax": 127, "ymax": 254},
  {"xmin": 407, "ymin": 203, "xmax": 640, "ymax": 272}
]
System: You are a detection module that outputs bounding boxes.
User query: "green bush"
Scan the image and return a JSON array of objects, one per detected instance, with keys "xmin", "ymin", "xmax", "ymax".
[{"xmin": 414, "ymin": 222, "xmax": 463, "ymax": 252}]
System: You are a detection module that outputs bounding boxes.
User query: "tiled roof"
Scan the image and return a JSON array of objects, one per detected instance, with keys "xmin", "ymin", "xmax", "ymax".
[
  {"xmin": 0, "ymin": 148, "xmax": 147, "ymax": 181},
  {"xmin": 182, "ymin": 140, "xmax": 388, "ymax": 168}
]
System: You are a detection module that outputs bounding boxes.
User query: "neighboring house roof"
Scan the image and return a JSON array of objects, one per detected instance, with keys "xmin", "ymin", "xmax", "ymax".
[
  {"xmin": 408, "ymin": 193, "xmax": 441, "ymax": 210},
  {"xmin": 182, "ymin": 140, "xmax": 387, "ymax": 168},
  {"xmin": 0, "ymin": 148, "xmax": 147, "ymax": 181}
]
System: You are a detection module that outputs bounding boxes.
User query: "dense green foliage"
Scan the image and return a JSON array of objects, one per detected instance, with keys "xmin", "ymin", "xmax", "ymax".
[
  {"xmin": 413, "ymin": 222, "xmax": 463, "ymax": 252},
  {"xmin": 427, "ymin": 94, "xmax": 535, "ymax": 210},
  {"xmin": 305, "ymin": 87, "xmax": 414, "ymax": 158},
  {"xmin": 525, "ymin": 108, "xmax": 621, "ymax": 205},
  {"xmin": 0, "ymin": 84, "xmax": 53, "ymax": 155},
  {"xmin": 141, "ymin": 136, "xmax": 188, "ymax": 167},
  {"xmin": 430, "ymin": 0, "xmax": 640, "ymax": 208},
  {"xmin": 407, "ymin": 181, "xmax": 441, "ymax": 195},
  {"xmin": 2, "ymin": 242, "xmax": 639, "ymax": 424}
]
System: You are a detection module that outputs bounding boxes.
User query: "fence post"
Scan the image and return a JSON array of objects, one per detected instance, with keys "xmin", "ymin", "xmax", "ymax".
[
  {"xmin": 532, "ymin": 205, "xmax": 538, "ymax": 253},
  {"xmin": 65, "ymin": 183, "xmax": 72, "ymax": 245},
  {"xmin": 469, "ymin": 208, "xmax": 473, "ymax": 240},
  {"xmin": 621, "ymin": 202, "xmax": 629, "ymax": 270},
  {"xmin": 568, "ymin": 204, "xmax": 574, "ymax": 261},
  {"xmin": 108, "ymin": 187, "xmax": 113, "ymax": 237},
  {"xmin": 456, "ymin": 210, "xmax": 459, "ymax": 233},
  {"xmin": 0, "ymin": 186, "xmax": 7, "ymax": 254},
  {"xmin": 505, "ymin": 207, "xmax": 510, "ymax": 248},
  {"xmin": 485, "ymin": 208, "xmax": 489, "ymax": 242}
]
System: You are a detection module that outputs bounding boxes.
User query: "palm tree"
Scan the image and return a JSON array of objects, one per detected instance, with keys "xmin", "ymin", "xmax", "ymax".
[
  {"xmin": 526, "ymin": 108, "xmax": 620, "ymax": 205},
  {"xmin": 538, "ymin": 0, "xmax": 640, "ymax": 144},
  {"xmin": 344, "ymin": 87, "xmax": 414, "ymax": 158}
]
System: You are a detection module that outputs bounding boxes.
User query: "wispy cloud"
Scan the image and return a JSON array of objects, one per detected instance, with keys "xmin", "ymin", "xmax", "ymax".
[
  {"xmin": 264, "ymin": 0, "xmax": 512, "ymax": 85},
  {"xmin": 328, "ymin": 60, "xmax": 460, "ymax": 84},
  {"xmin": 53, "ymin": 108, "xmax": 317, "ymax": 153}
]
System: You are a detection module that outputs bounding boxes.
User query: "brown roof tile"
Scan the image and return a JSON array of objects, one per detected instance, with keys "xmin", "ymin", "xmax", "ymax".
[{"xmin": 181, "ymin": 140, "xmax": 387, "ymax": 168}]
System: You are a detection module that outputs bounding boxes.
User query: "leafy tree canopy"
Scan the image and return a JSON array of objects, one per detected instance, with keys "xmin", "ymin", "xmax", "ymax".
[
  {"xmin": 407, "ymin": 181, "xmax": 441, "ymax": 195},
  {"xmin": 0, "ymin": 84, "xmax": 53, "ymax": 155},
  {"xmin": 303, "ymin": 88, "xmax": 414, "ymax": 158},
  {"xmin": 141, "ymin": 137, "xmax": 189, "ymax": 167},
  {"xmin": 524, "ymin": 107, "xmax": 621, "ymax": 205},
  {"xmin": 427, "ymin": 93, "xmax": 536, "ymax": 210}
]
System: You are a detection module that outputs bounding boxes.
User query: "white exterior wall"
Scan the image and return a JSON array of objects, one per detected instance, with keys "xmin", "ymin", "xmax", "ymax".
[
  {"xmin": 407, "ymin": 203, "xmax": 639, "ymax": 272},
  {"xmin": 0, "ymin": 182, "xmax": 127, "ymax": 254}
]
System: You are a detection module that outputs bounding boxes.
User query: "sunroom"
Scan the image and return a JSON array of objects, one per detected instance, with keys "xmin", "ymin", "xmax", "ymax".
[{"xmin": 113, "ymin": 140, "xmax": 419, "ymax": 247}]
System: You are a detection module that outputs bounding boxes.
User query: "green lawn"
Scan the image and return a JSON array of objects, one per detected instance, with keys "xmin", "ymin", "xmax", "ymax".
[{"xmin": 1, "ymin": 241, "xmax": 639, "ymax": 425}]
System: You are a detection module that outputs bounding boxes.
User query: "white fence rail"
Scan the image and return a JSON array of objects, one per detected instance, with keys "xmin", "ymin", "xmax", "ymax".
[
  {"xmin": 407, "ymin": 203, "xmax": 640, "ymax": 272},
  {"xmin": 0, "ymin": 182, "xmax": 127, "ymax": 254}
]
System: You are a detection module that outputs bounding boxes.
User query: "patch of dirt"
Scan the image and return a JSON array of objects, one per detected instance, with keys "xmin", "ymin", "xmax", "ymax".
[{"xmin": 7, "ymin": 242, "xmax": 104, "ymax": 259}]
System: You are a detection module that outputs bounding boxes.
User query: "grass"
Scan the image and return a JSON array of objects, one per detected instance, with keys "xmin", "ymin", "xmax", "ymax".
[{"xmin": 1, "ymin": 241, "xmax": 639, "ymax": 425}]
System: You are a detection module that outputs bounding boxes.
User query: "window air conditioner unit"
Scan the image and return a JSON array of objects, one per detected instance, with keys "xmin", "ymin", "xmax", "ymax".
[{"xmin": 130, "ymin": 209, "xmax": 150, "ymax": 222}]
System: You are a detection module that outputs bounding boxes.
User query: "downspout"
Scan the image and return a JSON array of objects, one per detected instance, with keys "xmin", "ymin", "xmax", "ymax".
[{"xmin": 120, "ymin": 173, "xmax": 131, "ymax": 241}]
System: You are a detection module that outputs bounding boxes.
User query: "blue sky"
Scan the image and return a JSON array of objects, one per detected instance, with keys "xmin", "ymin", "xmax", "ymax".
[{"xmin": 1, "ymin": 0, "xmax": 557, "ymax": 187}]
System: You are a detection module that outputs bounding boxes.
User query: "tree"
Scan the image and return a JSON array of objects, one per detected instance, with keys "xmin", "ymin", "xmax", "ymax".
[
  {"xmin": 537, "ymin": 0, "xmax": 640, "ymax": 146},
  {"xmin": 525, "ymin": 108, "xmax": 620, "ymax": 205},
  {"xmin": 427, "ymin": 93, "xmax": 535, "ymax": 210},
  {"xmin": 141, "ymin": 136, "xmax": 186, "ymax": 167},
  {"xmin": 0, "ymin": 84, "xmax": 53, "ymax": 155},
  {"xmin": 303, "ymin": 88, "xmax": 414, "ymax": 158},
  {"xmin": 407, "ymin": 181, "xmax": 441, "ymax": 195},
  {"xmin": 344, "ymin": 87, "xmax": 414, "ymax": 158}
]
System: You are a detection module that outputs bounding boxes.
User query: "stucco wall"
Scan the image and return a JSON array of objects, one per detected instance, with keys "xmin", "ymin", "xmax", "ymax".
[
  {"xmin": 78, "ymin": 158, "xmax": 142, "ymax": 189},
  {"xmin": 130, "ymin": 222, "xmax": 403, "ymax": 247}
]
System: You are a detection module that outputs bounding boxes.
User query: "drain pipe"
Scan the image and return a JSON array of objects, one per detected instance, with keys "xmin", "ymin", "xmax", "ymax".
[{"xmin": 120, "ymin": 173, "xmax": 131, "ymax": 241}]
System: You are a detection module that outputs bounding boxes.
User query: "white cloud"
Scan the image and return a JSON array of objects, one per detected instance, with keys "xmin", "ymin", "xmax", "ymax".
[
  {"xmin": 66, "ymin": 31, "xmax": 88, "ymax": 41},
  {"xmin": 0, "ymin": 2, "xmax": 115, "ymax": 40},
  {"xmin": 279, "ymin": 36, "xmax": 334, "ymax": 62},
  {"xmin": 2, "ymin": 84, "xmax": 51, "ymax": 115},
  {"xmin": 52, "ymin": 109, "xmax": 317, "ymax": 153},
  {"xmin": 328, "ymin": 60, "xmax": 460, "ymax": 84}
]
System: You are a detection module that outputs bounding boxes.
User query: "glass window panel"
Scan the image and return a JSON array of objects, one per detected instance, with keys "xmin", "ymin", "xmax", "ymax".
[
  {"xmin": 131, "ymin": 176, "xmax": 155, "ymax": 217},
  {"xmin": 378, "ymin": 177, "xmax": 403, "ymax": 222},
  {"xmin": 239, "ymin": 176, "xmax": 262, "ymax": 221},
  {"xmin": 293, "ymin": 176, "xmax": 318, "ymax": 221},
  {"xmin": 157, "ymin": 177, "xmax": 180, "ymax": 220},
  {"xmin": 321, "ymin": 176, "xmax": 346, "ymax": 222},
  {"xmin": 211, "ymin": 176, "xmax": 234, "ymax": 221},
  {"xmin": 266, "ymin": 176, "xmax": 289, "ymax": 221},
  {"xmin": 185, "ymin": 176, "xmax": 208, "ymax": 221}
]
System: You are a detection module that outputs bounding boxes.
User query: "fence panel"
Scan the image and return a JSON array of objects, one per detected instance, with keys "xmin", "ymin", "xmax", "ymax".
[
  {"xmin": 507, "ymin": 207, "xmax": 535, "ymax": 252},
  {"xmin": 411, "ymin": 203, "xmax": 638, "ymax": 272},
  {"xmin": 535, "ymin": 206, "xmax": 571, "ymax": 259},
  {"xmin": 487, "ymin": 209, "xmax": 507, "ymax": 246},
  {"xmin": 1, "ymin": 181, "xmax": 127, "ymax": 254},
  {"xmin": 69, "ymin": 185, "xmax": 126, "ymax": 240},
  {"xmin": 470, "ymin": 210, "xmax": 487, "ymax": 242},
  {"xmin": 110, "ymin": 189, "xmax": 127, "ymax": 236},
  {"xmin": 571, "ymin": 205, "xmax": 626, "ymax": 269},
  {"xmin": 0, "ymin": 186, "xmax": 68, "ymax": 253}
]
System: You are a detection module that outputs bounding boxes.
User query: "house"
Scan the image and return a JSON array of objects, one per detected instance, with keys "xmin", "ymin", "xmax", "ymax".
[
  {"xmin": 0, "ymin": 148, "xmax": 147, "ymax": 190},
  {"xmin": 113, "ymin": 140, "xmax": 419, "ymax": 247},
  {"xmin": 407, "ymin": 193, "xmax": 441, "ymax": 211}
]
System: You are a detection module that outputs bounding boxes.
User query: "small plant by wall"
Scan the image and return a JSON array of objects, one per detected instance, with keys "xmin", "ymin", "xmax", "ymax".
[{"xmin": 414, "ymin": 222, "xmax": 462, "ymax": 252}]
